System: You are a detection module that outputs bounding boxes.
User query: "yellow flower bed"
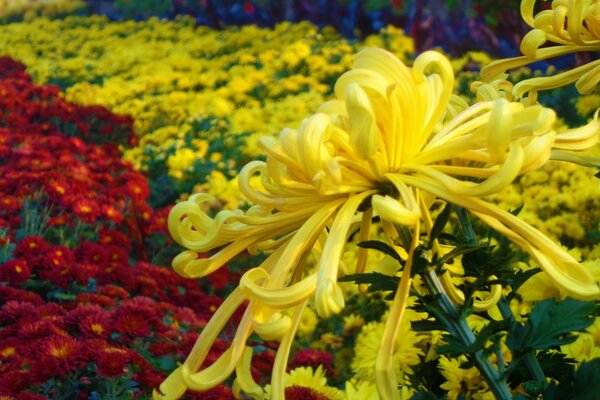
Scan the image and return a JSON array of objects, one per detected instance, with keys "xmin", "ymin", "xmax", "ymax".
[
  {"xmin": 0, "ymin": 0, "xmax": 85, "ymax": 22},
  {"xmin": 1, "ymin": 15, "xmax": 596, "ymax": 255}
]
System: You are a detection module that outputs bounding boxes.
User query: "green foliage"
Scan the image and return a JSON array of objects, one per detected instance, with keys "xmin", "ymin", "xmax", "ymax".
[
  {"xmin": 507, "ymin": 298, "xmax": 597, "ymax": 353},
  {"xmin": 542, "ymin": 359, "xmax": 600, "ymax": 400}
]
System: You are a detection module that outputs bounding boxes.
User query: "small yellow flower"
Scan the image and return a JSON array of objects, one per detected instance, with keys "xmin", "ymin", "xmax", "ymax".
[{"xmin": 482, "ymin": 0, "xmax": 600, "ymax": 96}]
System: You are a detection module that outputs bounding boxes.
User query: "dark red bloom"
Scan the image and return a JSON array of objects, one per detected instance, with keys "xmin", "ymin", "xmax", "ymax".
[
  {"xmin": 72, "ymin": 197, "xmax": 100, "ymax": 224},
  {"xmin": 291, "ymin": 349, "xmax": 334, "ymax": 370},
  {"xmin": 98, "ymin": 228, "xmax": 131, "ymax": 251},
  {"xmin": 284, "ymin": 386, "xmax": 329, "ymax": 400},
  {"xmin": 94, "ymin": 345, "xmax": 131, "ymax": 378},
  {"xmin": 75, "ymin": 241, "xmax": 108, "ymax": 265},
  {"xmin": 0, "ymin": 259, "xmax": 30, "ymax": 286},
  {"xmin": 36, "ymin": 335, "xmax": 83, "ymax": 373}
]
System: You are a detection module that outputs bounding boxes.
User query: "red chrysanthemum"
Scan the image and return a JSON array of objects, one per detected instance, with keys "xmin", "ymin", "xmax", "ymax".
[
  {"xmin": 101, "ymin": 204, "xmax": 124, "ymax": 224},
  {"xmin": 96, "ymin": 284, "xmax": 129, "ymax": 300},
  {"xmin": 0, "ymin": 370, "xmax": 30, "ymax": 394},
  {"xmin": 36, "ymin": 335, "xmax": 83, "ymax": 373},
  {"xmin": 75, "ymin": 293, "xmax": 115, "ymax": 307},
  {"xmin": 98, "ymin": 228, "xmax": 131, "ymax": 251},
  {"xmin": 0, "ymin": 195, "xmax": 19, "ymax": 214},
  {"xmin": 72, "ymin": 262, "xmax": 99, "ymax": 286},
  {"xmin": 0, "ymin": 259, "xmax": 30, "ymax": 286},
  {"xmin": 291, "ymin": 349, "xmax": 334, "ymax": 371},
  {"xmin": 44, "ymin": 179, "xmax": 71, "ymax": 204},
  {"xmin": 64, "ymin": 303, "xmax": 105, "ymax": 327},
  {"xmin": 185, "ymin": 384, "xmax": 234, "ymax": 400},
  {"xmin": 94, "ymin": 346, "xmax": 131, "ymax": 378},
  {"xmin": 75, "ymin": 241, "xmax": 108, "ymax": 265},
  {"xmin": 125, "ymin": 178, "xmax": 149, "ymax": 202},
  {"xmin": 13, "ymin": 236, "xmax": 49, "ymax": 265},
  {"xmin": 78, "ymin": 312, "xmax": 111, "ymax": 339},
  {"xmin": 72, "ymin": 197, "xmax": 100, "ymax": 224},
  {"xmin": 0, "ymin": 301, "xmax": 39, "ymax": 325},
  {"xmin": 112, "ymin": 306, "xmax": 153, "ymax": 337}
]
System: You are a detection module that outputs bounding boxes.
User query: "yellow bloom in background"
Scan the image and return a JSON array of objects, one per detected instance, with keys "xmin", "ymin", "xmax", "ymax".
[
  {"xmin": 157, "ymin": 48, "xmax": 599, "ymax": 400},
  {"xmin": 482, "ymin": 0, "xmax": 600, "ymax": 97},
  {"xmin": 439, "ymin": 356, "xmax": 495, "ymax": 400},
  {"xmin": 263, "ymin": 366, "xmax": 344, "ymax": 400}
]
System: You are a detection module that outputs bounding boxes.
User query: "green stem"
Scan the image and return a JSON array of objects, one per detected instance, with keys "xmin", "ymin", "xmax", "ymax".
[
  {"xmin": 497, "ymin": 299, "xmax": 546, "ymax": 383},
  {"xmin": 425, "ymin": 268, "xmax": 513, "ymax": 400}
]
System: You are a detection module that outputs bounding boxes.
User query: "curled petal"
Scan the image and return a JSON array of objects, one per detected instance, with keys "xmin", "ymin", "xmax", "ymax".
[
  {"xmin": 553, "ymin": 110, "xmax": 600, "ymax": 150},
  {"xmin": 412, "ymin": 142, "xmax": 525, "ymax": 197},
  {"xmin": 440, "ymin": 271, "xmax": 502, "ymax": 312},
  {"xmin": 514, "ymin": 59, "xmax": 600, "ymax": 98},
  {"xmin": 372, "ymin": 194, "xmax": 420, "ymax": 226},
  {"xmin": 240, "ymin": 268, "xmax": 317, "ymax": 308},
  {"xmin": 520, "ymin": 29, "xmax": 548, "ymax": 58},
  {"xmin": 233, "ymin": 347, "xmax": 264, "ymax": 400},
  {"xmin": 252, "ymin": 307, "xmax": 292, "ymax": 341}
]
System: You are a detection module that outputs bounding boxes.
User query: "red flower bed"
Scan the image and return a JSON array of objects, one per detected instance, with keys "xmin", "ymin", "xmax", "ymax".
[{"xmin": 0, "ymin": 57, "xmax": 234, "ymax": 399}]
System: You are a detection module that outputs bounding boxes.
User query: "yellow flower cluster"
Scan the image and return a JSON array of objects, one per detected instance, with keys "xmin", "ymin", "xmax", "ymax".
[
  {"xmin": 0, "ymin": 17, "xmax": 418, "ymax": 206},
  {"xmin": 0, "ymin": 0, "xmax": 85, "ymax": 22}
]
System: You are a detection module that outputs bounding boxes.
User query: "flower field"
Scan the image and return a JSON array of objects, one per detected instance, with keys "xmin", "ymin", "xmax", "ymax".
[{"xmin": 1, "ymin": 1, "xmax": 600, "ymax": 400}]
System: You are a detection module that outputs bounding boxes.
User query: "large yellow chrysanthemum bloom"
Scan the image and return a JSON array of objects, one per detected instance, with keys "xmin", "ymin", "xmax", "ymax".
[
  {"xmin": 482, "ymin": 0, "xmax": 600, "ymax": 97},
  {"xmin": 155, "ymin": 48, "xmax": 600, "ymax": 400}
]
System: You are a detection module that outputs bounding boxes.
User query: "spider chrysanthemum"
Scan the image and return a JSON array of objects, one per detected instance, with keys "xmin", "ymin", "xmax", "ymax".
[{"xmin": 155, "ymin": 48, "xmax": 599, "ymax": 400}]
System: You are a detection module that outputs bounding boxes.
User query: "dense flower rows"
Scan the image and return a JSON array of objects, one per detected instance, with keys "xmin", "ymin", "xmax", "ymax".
[
  {"xmin": 0, "ymin": 59, "xmax": 253, "ymax": 399},
  {"xmin": 1, "ymin": 5, "xmax": 599, "ymax": 399}
]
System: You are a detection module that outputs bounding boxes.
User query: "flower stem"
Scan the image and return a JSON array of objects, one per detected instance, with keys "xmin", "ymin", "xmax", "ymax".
[{"xmin": 424, "ymin": 268, "xmax": 513, "ymax": 400}]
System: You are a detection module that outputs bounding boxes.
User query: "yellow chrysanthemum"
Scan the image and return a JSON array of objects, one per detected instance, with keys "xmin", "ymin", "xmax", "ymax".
[
  {"xmin": 482, "ymin": 0, "xmax": 600, "ymax": 96},
  {"xmin": 262, "ymin": 366, "xmax": 344, "ymax": 400},
  {"xmin": 156, "ymin": 48, "xmax": 599, "ymax": 400}
]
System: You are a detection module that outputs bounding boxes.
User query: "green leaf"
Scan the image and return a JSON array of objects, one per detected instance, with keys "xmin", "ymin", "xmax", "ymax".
[
  {"xmin": 507, "ymin": 298, "xmax": 596, "ymax": 353},
  {"xmin": 594, "ymin": 170, "xmax": 600, "ymax": 179},
  {"xmin": 357, "ymin": 240, "xmax": 403, "ymax": 264},
  {"xmin": 506, "ymin": 267, "xmax": 541, "ymax": 293},
  {"xmin": 542, "ymin": 358, "xmax": 600, "ymax": 400},
  {"xmin": 509, "ymin": 204, "xmax": 525, "ymax": 216},
  {"xmin": 430, "ymin": 203, "xmax": 452, "ymax": 243},
  {"xmin": 157, "ymin": 356, "xmax": 178, "ymax": 372},
  {"xmin": 338, "ymin": 272, "xmax": 399, "ymax": 294},
  {"xmin": 433, "ymin": 243, "xmax": 486, "ymax": 270}
]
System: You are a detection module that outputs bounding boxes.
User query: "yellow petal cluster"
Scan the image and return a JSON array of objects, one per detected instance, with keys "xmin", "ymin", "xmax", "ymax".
[
  {"xmin": 157, "ymin": 48, "xmax": 600, "ymax": 400},
  {"xmin": 482, "ymin": 0, "xmax": 600, "ymax": 96}
]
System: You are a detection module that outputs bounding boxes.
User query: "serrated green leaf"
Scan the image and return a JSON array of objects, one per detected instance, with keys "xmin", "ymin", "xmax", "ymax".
[
  {"xmin": 542, "ymin": 358, "xmax": 600, "ymax": 400},
  {"xmin": 433, "ymin": 243, "xmax": 486, "ymax": 270},
  {"xmin": 411, "ymin": 319, "xmax": 447, "ymax": 332},
  {"xmin": 357, "ymin": 240, "xmax": 403, "ymax": 263},
  {"xmin": 430, "ymin": 203, "xmax": 452, "ymax": 243},
  {"xmin": 507, "ymin": 268, "xmax": 541, "ymax": 293},
  {"xmin": 507, "ymin": 298, "xmax": 596, "ymax": 352},
  {"xmin": 338, "ymin": 272, "xmax": 399, "ymax": 294}
]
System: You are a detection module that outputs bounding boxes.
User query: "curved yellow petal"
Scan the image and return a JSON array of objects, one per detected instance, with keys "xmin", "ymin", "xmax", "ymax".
[
  {"xmin": 315, "ymin": 191, "xmax": 375, "ymax": 317},
  {"xmin": 270, "ymin": 301, "xmax": 309, "ymax": 400},
  {"xmin": 345, "ymin": 82, "xmax": 380, "ymax": 160},
  {"xmin": 233, "ymin": 347, "xmax": 264, "ymax": 400},
  {"xmin": 240, "ymin": 268, "xmax": 317, "ymax": 308}
]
